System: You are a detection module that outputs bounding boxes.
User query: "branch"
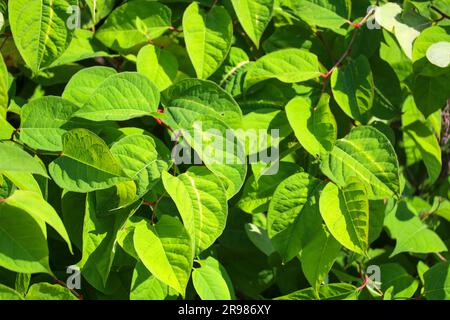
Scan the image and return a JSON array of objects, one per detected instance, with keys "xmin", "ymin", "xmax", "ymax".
[
  {"xmin": 431, "ymin": 5, "xmax": 450, "ymax": 21},
  {"xmin": 320, "ymin": 29, "xmax": 359, "ymax": 79}
]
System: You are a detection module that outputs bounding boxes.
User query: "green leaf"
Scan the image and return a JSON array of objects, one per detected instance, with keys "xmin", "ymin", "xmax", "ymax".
[
  {"xmin": 137, "ymin": 44, "xmax": 178, "ymax": 91},
  {"xmin": 0, "ymin": 201, "xmax": 50, "ymax": 274},
  {"xmin": 286, "ymin": 94, "xmax": 337, "ymax": 157},
  {"xmin": 320, "ymin": 126, "xmax": 400, "ymax": 199},
  {"xmin": 134, "ymin": 215, "xmax": 193, "ymax": 297},
  {"xmin": 412, "ymin": 26, "xmax": 450, "ymax": 76},
  {"xmin": 162, "ymin": 167, "xmax": 227, "ymax": 255},
  {"xmin": 25, "ymin": 283, "xmax": 77, "ymax": 300},
  {"xmin": 384, "ymin": 200, "xmax": 447, "ymax": 257},
  {"xmin": 162, "ymin": 78, "xmax": 243, "ymax": 130},
  {"xmin": 20, "ymin": 96, "xmax": 87, "ymax": 152},
  {"xmin": 423, "ymin": 262, "xmax": 450, "ymax": 300},
  {"xmin": 193, "ymin": 256, "xmax": 235, "ymax": 300},
  {"xmin": 282, "ymin": 0, "xmax": 348, "ymax": 35},
  {"xmin": 267, "ymin": 172, "xmax": 323, "ymax": 262},
  {"xmin": 319, "ymin": 179, "xmax": 369, "ymax": 255},
  {"xmin": 411, "ymin": 73, "xmax": 450, "ymax": 117},
  {"xmin": 110, "ymin": 134, "xmax": 171, "ymax": 197},
  {"xmin": 230, "ymin": 0, "xmax": 274, "ymax": 48},
  {"xmin": 182, "ymin": 2, "xmax": 233, "ymax": 79},
  {"xmin": 15, "ymin": 273, "xmax": 31, "ymax": 296},
  {"xmin": 96, "ymin": 0, "xmax": 171, "ymax": 52},
  {"xmin": 379, "ymin": 263, "xmax": 419, "ymax": 299},
  {"xmin": 0, "ymin": 54, "xmax": 8, "ymax": 119},
  {"xmin": 130, "ymin": 261, "xmax": 170, "ymax": 300},
  {"xmin": 404, "ymin": 121, "xmax": 441, "ymax": 184},
  {"xmin": 244, "ymin": 49, "xmax": 321, "ymax": 89},
  {"xmin": 331, "ymin": 56, "xmax": 374, "ymax": 123},
  {"xmin": 49, "ymin": 29, "xmax": 113, "ymax": 68},
  {"xmin": 72, "ymin": 72, "xmax": 160, "ymax": 121},
  {"xmin": 0, "ymin": 143, "xmax": 48, "ymax": 177},
  {"xmin": 301, "ymin": 226, "xmax": 341, "ymax": 292},
  {"xmin": 0, "ymin": 284, "xmax": 24, "ymax": 300},
  {"xmin": 4, "ymin": 190, "xmax": 72, "ymax": 253},
  {"xmin": 237, "ymin": 162, "xmax": 301, "ymax": 214},
  {"xmin": 49, "ymin": 129, "xmax": 129, "ymax": 193},
  {"xmin": 8, "ymin": 0, "xmax": 76, "ymax": 73},
  {"xmin": 244, "ymin": 223, "xmax": 275, "ymax": 256},
  {"xmin": 62, "ymin": 66, "xmax": 117, "ymax": 106},
  {"xmin": 1, "ymin": 171, "xmax": 43, "ymax": 196},
  {"xmin": 79, "ymin": 193, "xmax": 138, "ymax": 292},
  {"xmin": 275, "ymin": 283, "xmax": 358, "ymax": 300}
]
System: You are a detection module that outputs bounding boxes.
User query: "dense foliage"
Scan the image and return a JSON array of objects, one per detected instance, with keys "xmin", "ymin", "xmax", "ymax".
[{"xmin": 0, "ymin": 0, "xmax": 449, "ymax": 300}]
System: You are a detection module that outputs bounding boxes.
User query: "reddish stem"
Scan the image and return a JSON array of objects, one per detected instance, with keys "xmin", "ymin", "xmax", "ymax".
[{"xmin": 358, "ymin": 275, "xmax": 370, "ymax": 291}]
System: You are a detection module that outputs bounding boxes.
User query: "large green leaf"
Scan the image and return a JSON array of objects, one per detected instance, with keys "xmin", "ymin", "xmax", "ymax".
[
  {"xmin": 267, "ymin": 172, "xmax": 323, "ymax": 262},
  {"xmin": 319, "ymin": 179, "xmax": 369, "ymax": 255},
  {"xmin": 281, "ymin": 0, "xmax": 349, "ymax": 35},
  {"xmin": 183, "ymin": 2, "xmax": 233, "ymax": 79},
  {"xmin": 301, "ymin": 226, "xmax": 341, "ymax": 292},
  {"xmin": 404, "ymin": 120, "xmax": 441, "ymax": 184},
  {"xmin": 379, "ymin": 263, "xmax": 419, "ymax": 299},
  {"xmin": 8, "ymin": 0, "xmax": 76, "ymax": 73},
  {"xmin": 0, "ymin": 143, "xmax": 48, "ymax": 177},
  {"xmin": 3, "ymin": 190, "xmax": 72, "ymax": 253},
  {"xmin": 423, "ymin": 262, "xmax": 450, "ymax": 300},
  {"xmin": 162, "ymin": 167, "xmax": 227, "ymax": 255},
  {"xmin": 73, "ymin": 72, "xmax": 160, "ymax": 121},
  {"xmin": 137, "ymin": 44, "xmax": 178, "ymax": 91},
  {"xmin": 20, "ymin": 96, "xmax": 89, "ymax": 152},
  {"xmin": 384, "ymin": 200, "xmax": 447, "ymax": 257},
  {"xmin": 320, "ymin": 126, "xmax": 400, "ymax": 199},
  {"xmin": 230, "ymin": 0, "xmax": 274, "ymax": 48},
  {"xmin": 0, "ymin": 284, "xmax": 24, "ymax": 300},
  {"xmin": 244, "ymin": 49, "xmax": 321, "ymax": 89},
  {"xmin": 134, "ymin": 216, "xmax": 193, "ymax": 297},
  {"xmin": 331, "ymin": 56, "xmax": 374, "ymax": 123},
  {"xmin": 49, "ymin": 129, "xmax": 129, "ymax": 193},
  {"xmin": 95, "ymin": 0, "xmax": 172, "ymax": 52},
  {"xmin": 0, "ymin": 203, "xmax": 50, "ymax": 274},
  {"xmin": 192, "ymin": 256, "xmax": 235, "ymax": 300},
  {"xmin": 130, "ymin": 261, "xmax": 171, "ymax": 300},
  {"xmin": 79, "ymin": 193, "xmax": 138, "ymax": 292},
  {"xmin": 62, "ymin": 66, "xmax": 117, "ymax": 106},
  {"xmin": 162, "ymin": 78, "xmax": 243, "ymax": 129},
  {"xmin": 286, "ymin": 94, "xmax": 337, "ymax": 158},
  {"xmin": 25, "ymin": 283, "xmax": 77, "ymax": 300},
  {"xmin": 110, "ymin": 134, "xmax": 171, "ymax": 197}
]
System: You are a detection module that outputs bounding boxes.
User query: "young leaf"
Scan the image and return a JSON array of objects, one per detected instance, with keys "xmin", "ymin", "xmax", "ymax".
[
  {"xmin": 183, "ymin": 2, "xmax": 233, "ymax": 79},
  {"xmin": 319, "ymin": 179, "xmax": 369, "ymax": 255},
  {"xmin": 134, "ymin": 216, "xmax": 194, "ymax": 297}
]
